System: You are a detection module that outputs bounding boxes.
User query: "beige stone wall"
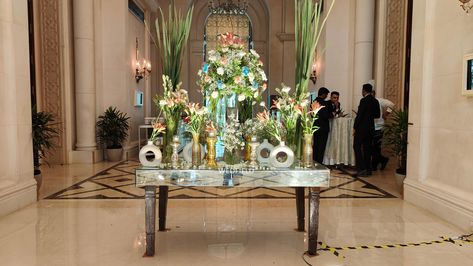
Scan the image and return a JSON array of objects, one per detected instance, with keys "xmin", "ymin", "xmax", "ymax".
[
  {"xmin": 405, "ymin": 0, "xmax": 473, "ymax": 231},
  {"xmin": 0, "ymin": 0, "xmax": 37, "ymax": 216}
]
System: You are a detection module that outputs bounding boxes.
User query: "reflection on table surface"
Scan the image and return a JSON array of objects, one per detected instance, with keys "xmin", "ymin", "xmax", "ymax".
[{"xmin": 135, "ymin": 163, "xmax": 330, "ymax": 188}]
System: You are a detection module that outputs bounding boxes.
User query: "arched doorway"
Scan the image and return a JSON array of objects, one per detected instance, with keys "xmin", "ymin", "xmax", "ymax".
[{"xmin": 185, "ymin": 0, "xmax": 269, "ymax": 103}]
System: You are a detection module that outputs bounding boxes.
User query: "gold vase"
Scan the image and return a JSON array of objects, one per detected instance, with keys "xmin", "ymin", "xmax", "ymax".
[
  {"xmin": 192, "ymin": 133, "xmax": 201, "ymax": 167},
  {"xmin": 244, "ymin": 135, "xmax": 252, "ymax": 161},
  {"xmin": 302, "ymin": 134, "xmax": 313, "ymax": 168},
  {"xmin": 206, "ymin": 131, "xmax": 217, "ymax": 169}
]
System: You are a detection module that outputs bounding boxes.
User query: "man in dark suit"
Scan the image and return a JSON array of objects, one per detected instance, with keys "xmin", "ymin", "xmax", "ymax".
[
  {"xmin": 313, "ymin": 87, "xmax": 333, "ymax": 164},
  {"xmin": 353, "ymin": 84, "xmax": 380, "ymax": 176},
  {"xmin": 330, "ymin": 91, "xmax": 341, "ymax": 117}
]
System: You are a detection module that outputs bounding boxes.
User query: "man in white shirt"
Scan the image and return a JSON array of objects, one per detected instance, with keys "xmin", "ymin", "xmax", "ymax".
[{"xmin": 372, "ymin": 90, "xmax": 395, "ymax": 170}]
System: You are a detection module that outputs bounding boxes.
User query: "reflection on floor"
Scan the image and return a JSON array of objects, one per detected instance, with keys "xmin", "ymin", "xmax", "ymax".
[
  {"xmin": 45, "ymin": 160, "xmax": 395, "ymax": 200},
  {"xmin": 1, "ymin": 160, "xmax": 472, "ymax": 266}
]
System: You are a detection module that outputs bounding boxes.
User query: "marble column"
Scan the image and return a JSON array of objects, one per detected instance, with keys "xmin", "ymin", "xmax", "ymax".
[
  {"xmin": 70, "ymin": 0, "xmax": 102, "ymax": 163},
  {"xmin": 73, "ymin": 0, "xmax": 96, "ymax": 151},
  {"xmin": 0, "ymin": 0, "xmax": 37, "ymax": 216},
  {"xmin": 353, "ymin": 0, "xmax": 375, "ymax": 107}
]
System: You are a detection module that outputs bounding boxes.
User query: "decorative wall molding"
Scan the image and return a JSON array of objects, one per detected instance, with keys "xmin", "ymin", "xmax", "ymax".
[
  {"xmin": 404, "ymin": 179, "xmax": 473, "ymax": 232},
  {"xmin": 0, "ymin": 179, "xmax": 37, "ymax": 217},
  {"xmin": 383, "ymin": 0, "xmax": 407, "ymax": 107},
  {"xmin": 38, "ymin": 0, "xmax": 65, "ymax": 164}
]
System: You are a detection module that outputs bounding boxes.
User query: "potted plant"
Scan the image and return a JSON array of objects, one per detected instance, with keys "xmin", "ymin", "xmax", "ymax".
[
  {"xmin": 383, "ymin": 109, "xmax": 409, "ymax": 192},
  {"xmin": 96, "ymin": 106, "xmax": 130, "ymax": 161},
  {"xmin": 32, "ymin": 105, "xmax": 59, "ymax": 189}
]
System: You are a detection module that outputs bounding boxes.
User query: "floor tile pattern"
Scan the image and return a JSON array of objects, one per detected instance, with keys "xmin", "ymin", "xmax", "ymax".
[{"xmin": 46, "ymin": 161, "xmax": 395, "ymax": 200}]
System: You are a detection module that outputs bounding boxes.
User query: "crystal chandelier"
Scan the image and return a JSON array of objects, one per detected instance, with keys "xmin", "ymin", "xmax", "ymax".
[
  {"xmin": 208, "ymin": 0, "xmax": 248, "ymax": 15},
  {"xmin": 459, "ymin": 0, "xmax": 473, "ymax": 13}
]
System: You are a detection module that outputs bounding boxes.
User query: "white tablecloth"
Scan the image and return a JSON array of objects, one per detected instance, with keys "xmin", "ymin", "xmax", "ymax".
[{"xmin": 323, "ymin": 117, "xmax": 356, "ymax": 166}]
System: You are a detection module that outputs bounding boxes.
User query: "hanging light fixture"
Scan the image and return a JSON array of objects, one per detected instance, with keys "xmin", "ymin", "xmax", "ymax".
[{"xmin": 459, "ymin": 0, "xmax": 473, "ymax": 13}]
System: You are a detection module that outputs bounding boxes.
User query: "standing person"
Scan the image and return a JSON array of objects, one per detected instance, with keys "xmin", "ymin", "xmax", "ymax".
[
  {"xmin": 353, "ymin": 84, "xmax": 380, "ymax": 177},
  {"xmin": 313, "ymin": 87, "xmax": 333, "ymax": 164},
  {"xmin": 371, "ymin": 90, "xmax": 395, "ymax": 170},
  {"xmin": 330, "ymin": 91, "xmax": 341, "ymax": 117}
]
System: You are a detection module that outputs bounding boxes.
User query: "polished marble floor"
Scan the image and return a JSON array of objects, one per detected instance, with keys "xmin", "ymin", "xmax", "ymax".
[{"xmin": 1, "ymin": 160, "xmax": 472, "ymax": 266}]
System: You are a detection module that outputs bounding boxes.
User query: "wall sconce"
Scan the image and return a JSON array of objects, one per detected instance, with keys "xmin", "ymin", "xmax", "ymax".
[
  {"xmin": 310, "ymin": 62, "xmax": 317, "ymax": 84},
  {"xmin": 459, "ymin": 0, "xmax": 473, "ymax": 13},
  {"xmin": 135, "ymin": 38, "xmax": 151, "ymax": 83}
]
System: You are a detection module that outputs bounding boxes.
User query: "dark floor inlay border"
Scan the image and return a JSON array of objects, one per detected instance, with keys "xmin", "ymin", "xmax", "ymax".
[{"xmin": 45, "ymin": 161, "xmax": 396, "ymax": 200}]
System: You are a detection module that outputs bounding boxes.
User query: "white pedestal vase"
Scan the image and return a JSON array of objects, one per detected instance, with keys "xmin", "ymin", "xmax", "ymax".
[
  {"xmin": 256, "ymin": 139, "xmax": 274, "ymax": 165},
  {"xmin": 269, "ymin": 141, "xmax": 294, "ymax": 168},
  {"xmin": 139, "ymin": 141, "xmax": 162, "ymax": 167}
]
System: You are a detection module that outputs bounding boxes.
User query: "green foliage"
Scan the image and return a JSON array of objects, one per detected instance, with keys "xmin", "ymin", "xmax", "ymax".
[
  {"xmin": 32, "ymin": 105, "xmax": 59, "ymax": 168},
  {"xmin": 294, "ymin": 0, "xmax": 334, "ymax": 98},
  {"xmin": 383, "ymin": 109, "xmax": 409, "ymax": 170},
  {"xmin": 156, "ymin": 3, "xmax": 194, "ymax": 89},
  {"xmin": 96, "ymin": 107, "xmax": 130, "ymax": 149},
  {"xmin": 294, "ymin": 0, "xmax": 335, "ymax": 158}
]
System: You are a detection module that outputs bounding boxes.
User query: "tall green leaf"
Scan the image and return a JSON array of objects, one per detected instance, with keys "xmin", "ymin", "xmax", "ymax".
[
  {"xmin": 294, "ymin": 0, "xmax": 335, "ymax": 158},
  {"xmin": 295, "ymin": 0, "xmax": 334, "ymax": 98},
  {"xmin": 155, "ymin": 3, "xmax": 194, "ymax": 90}
]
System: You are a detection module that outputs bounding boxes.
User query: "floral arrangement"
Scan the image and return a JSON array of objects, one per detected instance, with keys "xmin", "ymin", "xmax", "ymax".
[
  {"xmin": 149, "ymin": 120, "xmax": 166, "ymax": 141},
  {"xmin": 153, "ymin": 75, "xmax": 188, "ymax": 130},
  {"xmin": 184, "ymin": 103, "xmax": 209, "ymax": 135},
  {"xmin": 300, "ymin": 101, "xmax": 323, "ymax": 135},
  {"xmin": 197, "ymin": 32, "xmax": 268, "ymax": 116},
  {"xmin": 256, "ymin": 110, "xmax": 284, "ymax": 142},
  {"xmin": 271, "ymin": 85, "xmax": 308, "ymax": 146},
  {"xmin": 240, "ymin": 118, "xmax": 264, "ymax": 138},
  {"xmin": 221, "ymin": 113, "xmax": 244, "ymax": 153},
  {"xmin": 153, "ymin": 75, "xmax": 188, "ymax": 161}
]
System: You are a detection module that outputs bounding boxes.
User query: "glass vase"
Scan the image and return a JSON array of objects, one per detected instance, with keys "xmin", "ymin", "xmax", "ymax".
[
  {"xmin": 163, "ymin": 119, "xmax": 177, "ymax": 163},
  {"xmin": 237, "ymin": 98, "xmax": 252, "ymax": 124},
  {"xmin": 191, "ymin": 133, "xmax": 201, "ymax": 168},
  {"xmin": 302, "ymin": 134, "xmax": 313, "ymax": 168},
  {"xmin": 224, "ymin": 148, "xmax": 240, "ymax": 165},
  {"xmin": 286, "ymin": 129, "xmax": 298, "ymax": 151},
  {"xmin": 226, "ymin": 93, "xmax": 238, "ymax": 121}
]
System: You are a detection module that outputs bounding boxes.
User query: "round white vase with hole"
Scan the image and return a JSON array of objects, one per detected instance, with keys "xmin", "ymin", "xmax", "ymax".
[
  {"xmin": 268, "ymin": 141, "xmax": 294, "ymax": 168},
  {"xmin": 139, "ymin": 141, "xmax": 162, "ymax": 167},
  {"xmin": 183, "ymin": 140, "xmax": 206, "ymax": 163},
  {"xmin": 256, "ymin": 139, "xmax": 274, "ymax": 165}
]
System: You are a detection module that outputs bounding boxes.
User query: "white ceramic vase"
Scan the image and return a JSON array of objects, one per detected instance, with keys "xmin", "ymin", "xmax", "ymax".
[
  {"xmin": 183, "ymin": 140, "xmax": 205, "ymax": 163},
  {"xmin": 139, "ymin": 141, "xmax": 162, "ymax": 167},
  {"xmin": 268, "ymin": 141, "xmax": 294, "ymax": 168},
  {"xmin": 256, "ymin": 139, "xmax": 274, "ymax": 165}
]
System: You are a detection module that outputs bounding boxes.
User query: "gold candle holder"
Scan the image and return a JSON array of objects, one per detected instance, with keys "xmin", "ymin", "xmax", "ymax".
[
  {"xmin": 244, "ymin": 135, "xmax": 252, "ymax": 161},
  {"xmin": 171, "ymin": 135, "xmax": 180, "ymax": 169},
  {"xmin": 248, "ymin": 136, "xmax": 259, "ymax": 168},
  {"xmin": 206, "ymin": 131, "xmax": 217, "ymax": 169}
]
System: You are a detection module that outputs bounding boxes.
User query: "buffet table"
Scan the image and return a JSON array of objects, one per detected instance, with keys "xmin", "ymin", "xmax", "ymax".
[
  {"xmin": 323, "ymin": 117, "xmax": 356, "ymax": 166},
  {"xmin": 135, "ymin": 164, "xmax": 330, "ymax": 256}
]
